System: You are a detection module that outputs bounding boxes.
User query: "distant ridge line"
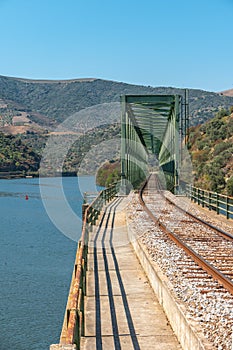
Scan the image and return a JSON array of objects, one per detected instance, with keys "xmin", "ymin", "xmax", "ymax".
[{"xmin": 0, "ymin": 75, "xmax": 97, "ymax": 84}]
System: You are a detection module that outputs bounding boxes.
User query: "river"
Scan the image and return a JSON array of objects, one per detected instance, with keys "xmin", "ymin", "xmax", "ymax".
[{"xmin": 0, "ymin": 176, "xmax": 99, "ymax": 350}]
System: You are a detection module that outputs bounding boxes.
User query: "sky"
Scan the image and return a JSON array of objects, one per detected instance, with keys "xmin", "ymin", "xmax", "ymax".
[{"xmin": 0, "ymin": 0, "xmax": 232, "ymax": 92}]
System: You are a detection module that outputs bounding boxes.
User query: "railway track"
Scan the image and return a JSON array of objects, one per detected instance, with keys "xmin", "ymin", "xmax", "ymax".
[
  {"xmin": 139, "ymin": 173, "xmax": 233, "ymax": 295},
  {"xmin": 126, "ymin": 175, "xmax": 233, "ymax": 349}
]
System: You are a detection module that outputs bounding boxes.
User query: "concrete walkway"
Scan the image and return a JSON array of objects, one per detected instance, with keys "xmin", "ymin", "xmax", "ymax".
[{"xmin": 81, "ymin": 197, "xmax": 181, "ymax": 350}]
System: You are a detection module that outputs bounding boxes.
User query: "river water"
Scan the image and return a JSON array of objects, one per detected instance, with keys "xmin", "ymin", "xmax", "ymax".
[{"xmin": 0, "ymin": 176, "xmax": 99, "ymax": 350}]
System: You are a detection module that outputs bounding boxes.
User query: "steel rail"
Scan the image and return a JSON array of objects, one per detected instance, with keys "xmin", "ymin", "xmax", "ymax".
[
  {"xmin": 139, "ymin": 176, "xmax": 233, "ymax": 295},
  {"xmin": 151, "ymin": 174, "xmax": 233, "ymax": 241},
  {"xmin": 164, "ymin": 193, "xmax": 233, "ymax": 242}
]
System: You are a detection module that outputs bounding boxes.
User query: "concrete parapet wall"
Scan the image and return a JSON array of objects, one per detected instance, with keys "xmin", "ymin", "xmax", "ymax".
[{"xmin": 127, "ymin": 223, "xmax": 213, "ymax": 350}]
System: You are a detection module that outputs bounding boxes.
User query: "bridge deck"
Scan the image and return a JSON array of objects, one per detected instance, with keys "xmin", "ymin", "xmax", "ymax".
[{"xmin": 81, "ymin": 197, "xmax": 181, "ymax": 350}]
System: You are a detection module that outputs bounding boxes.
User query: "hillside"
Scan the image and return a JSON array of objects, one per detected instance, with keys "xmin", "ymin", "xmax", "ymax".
[
  {"xmin": 0, "ymin": 133, "xmax": 40, "ymax": 176},
  {"xmin": 96, "ymin": 159, "xmax": 121, "ymax": 187},
  {"xmin": 0, "ymin": 123, "xmax": 121, "ymax": 178},
  {"xmin": 1, "ymin": 75, "xmax": 233, "ymax": 187},
  {"xmin": 188, "ymin": 108, "xmax": 233, "ymax": 195},
  {"xmin": 1, "ymin": 75, "xmax": 233, "ymax": 131}
]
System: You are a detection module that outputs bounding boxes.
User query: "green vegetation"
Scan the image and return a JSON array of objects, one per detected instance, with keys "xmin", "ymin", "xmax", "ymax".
[
  {"xmin": 96, "ymin": 159, "xmax": 121, "ymax": 187},
  {"xmin": 226, "ymin": 177, "xmax": 233, "ymax": 196},
  {"xmin": 0, "ymin": 133, "xmax": 40, "ymax": 175},
  {"xmin": 189, "ymin": 108, "xmax": 233, "ymax": 195},
  {"xmin": 1, "ymin": 75, "xmax": 233, "ymax": 128},
  {"xmin": 0, "ymin": 124, "xmax": 121, "ymax": 177}
]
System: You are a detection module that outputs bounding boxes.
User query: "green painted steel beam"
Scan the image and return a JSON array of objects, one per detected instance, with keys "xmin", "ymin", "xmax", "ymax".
[
  {"xmin": 125, "ymin": 95, "xmax": 175, "ymax": 103},
  {"xmin": 121, "ymin": 94, "xmax": 182, "ymax": 192}
]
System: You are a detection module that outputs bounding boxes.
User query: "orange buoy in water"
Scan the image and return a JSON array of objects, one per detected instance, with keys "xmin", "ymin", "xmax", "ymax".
[{"xmin": 25, "ymin": 195, "xmax": 29, "ymax": 200}]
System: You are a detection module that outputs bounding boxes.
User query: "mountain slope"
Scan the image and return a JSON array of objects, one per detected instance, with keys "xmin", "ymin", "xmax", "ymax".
[
  {"xmin": 189, "ymin": 108, "xmax": 233, "ymax": 195},
  {"xmin": 0, "ymin": 133, "xmax": 40, "ymax": 175},
  {"xmin": 1, "ymin": 75, "xmax": 233, "ymax": 129}
]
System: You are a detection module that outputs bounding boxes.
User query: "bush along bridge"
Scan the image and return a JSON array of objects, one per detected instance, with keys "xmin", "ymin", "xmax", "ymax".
[{"xmin": 50, "ymin": 94, "xmax": 233, "ymax": 350}]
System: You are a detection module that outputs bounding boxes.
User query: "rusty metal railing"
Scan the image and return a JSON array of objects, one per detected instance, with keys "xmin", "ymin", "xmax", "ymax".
[{"xmin": 50, "ymin": 183, "xmax": 118, "ymax": 350}]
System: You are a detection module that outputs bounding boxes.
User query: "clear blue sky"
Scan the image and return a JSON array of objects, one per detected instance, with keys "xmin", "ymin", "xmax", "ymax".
[{"xmin": 0, "ymin": 0, "xmax": 232, "ymax": 92}]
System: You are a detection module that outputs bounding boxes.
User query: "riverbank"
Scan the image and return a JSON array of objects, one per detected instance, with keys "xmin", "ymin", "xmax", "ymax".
[{"xmin": 0, "ymin": 171, "xmax": 78, "ymax": 179}]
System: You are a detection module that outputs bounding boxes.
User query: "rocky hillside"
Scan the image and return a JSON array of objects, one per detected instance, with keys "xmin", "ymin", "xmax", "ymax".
[{"xmin": 188, "ymin": 108, "xmax": 233, "ymax": 195}]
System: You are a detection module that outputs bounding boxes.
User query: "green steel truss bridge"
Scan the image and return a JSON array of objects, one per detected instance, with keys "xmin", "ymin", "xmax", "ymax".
[
  {"xmin": 50, "ymin": 93, "xmax": 233, "ymax": 350},
  {"xmin": 120, "ymin": 93, "xmax": 189, "ymax": 194}
]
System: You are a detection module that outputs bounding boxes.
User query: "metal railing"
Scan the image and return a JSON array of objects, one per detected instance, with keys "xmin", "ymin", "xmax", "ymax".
[
  {"xmin": 50, "ymin": 183, "xmax": 118, "ymax": 350},
  {"xmin": 186, "ymin": 184, "xmax": 233, "ymax": 220}
]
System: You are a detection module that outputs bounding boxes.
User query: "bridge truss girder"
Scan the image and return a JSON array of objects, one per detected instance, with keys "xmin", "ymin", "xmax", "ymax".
[{"xmin": 120, "ymin": 94, "xmax": 186, "ymax": 194}]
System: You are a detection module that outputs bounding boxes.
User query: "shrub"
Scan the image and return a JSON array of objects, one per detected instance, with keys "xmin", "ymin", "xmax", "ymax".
[
  {"xmin": 215, "ymin": 108, "xmax": 228, "ymax": 118},
  {"xmin": 226, "ymin": 177, "xmax": 233, "ymax": 196},
  {"xmin": 212, "ymin": 156, "xmax": 225, "ymax": 168},
  {"xmin": 213, "ymin": 141, "xmax": 232, "ymax": 156}
]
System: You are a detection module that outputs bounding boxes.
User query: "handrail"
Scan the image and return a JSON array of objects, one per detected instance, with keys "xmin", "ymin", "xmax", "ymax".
[
  {"xmin": 50, "ymin": 183, "xmax": 118, "ymax": 350},
  {"xmin": 186, "ymin": 184, "xmax": 233, "ymax": 220}
]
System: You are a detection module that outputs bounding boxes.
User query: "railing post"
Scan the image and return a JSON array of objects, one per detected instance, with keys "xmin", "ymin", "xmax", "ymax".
[
  {"xmin": 197, "ymin": 188, "xmax": 200, "ymax": 205},
  {"xmin": 83, "ymin": 192, "xmax": 87, "ymax": 204},
  {"xmin": 110, "ymin": 184, "xmax": 114, "ymax": 199},
  {"xmin": 216, "ymin": 193, "xmax": 219, "ymax": 215},
  {"xmin": 193, "ymin": 186, "xmax": 196, "ymax": 203},
  {"xmin": 88, "ymin": 208, "xmax": 93, "ymax": 232},
  {"xmin": 104, "ymin": 190, "xmax": 107, "ymax": 205},
  {"xmin": 82, "ymin": 203, "xmax": 89, "ymax": 222},
  {"xmin": 226, "ymin": 196, "xmax": 229, "ymax": 219}
]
